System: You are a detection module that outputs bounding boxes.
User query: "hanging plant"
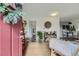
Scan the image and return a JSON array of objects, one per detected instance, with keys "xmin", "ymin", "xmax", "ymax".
[
  {"xmin": 3, "ymin": 10, "xmax": 22, "ymax": 24},
  {"xmin": 2, "ymin": 3, "xmax": 22, "ymax": 24}
]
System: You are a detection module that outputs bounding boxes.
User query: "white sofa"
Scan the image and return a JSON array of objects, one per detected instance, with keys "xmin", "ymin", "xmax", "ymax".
[{"xmin": 49, "ymin": 38, "xmax": 79, "ymax": 56}]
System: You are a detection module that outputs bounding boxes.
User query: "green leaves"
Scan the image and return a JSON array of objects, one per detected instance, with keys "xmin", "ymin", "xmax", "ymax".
[
  {"xmin": 3, "ymin": 10, "xmax": 22, "ymax": 24},
  {"xmin": 0, "ymin": 3, "xmax": 6, "ymax": 13},
  {"xmin": 37, "ymin": 31, "xmax": 43, "ymax": 39},
  {"xmin": 69, "ymin": 25, "xmax": 76, "ymax": 32},
  {"xmin": 0, "ymin": 3, "xmax": 22, "ymax": 24}
]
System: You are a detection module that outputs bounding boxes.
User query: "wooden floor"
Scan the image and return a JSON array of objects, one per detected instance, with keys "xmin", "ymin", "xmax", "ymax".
[{"xmin": 25, "ymin": 42, "xmax": 50, "ymax": 56}]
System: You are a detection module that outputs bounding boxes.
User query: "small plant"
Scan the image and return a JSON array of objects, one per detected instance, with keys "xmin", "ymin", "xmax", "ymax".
[
  {"xmin": 69, "ymin": 25, "xmax": 76, "ymax": 32},
  {"xmin": 37, "ymin": 31, "xmax": 43, "ymax": 43}
]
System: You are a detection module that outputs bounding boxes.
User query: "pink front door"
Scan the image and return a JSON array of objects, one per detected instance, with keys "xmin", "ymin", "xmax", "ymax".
[
  {"xmin": 0, "ymin": 14, "xmax": 11, "ymax": 56},
  {"xmin": 12, "ymin": 20, "xmax": 22, "ymax": 56},
  {"xmin": 0, "ymin": 14, "xmax": 22, "ymax": 56}
]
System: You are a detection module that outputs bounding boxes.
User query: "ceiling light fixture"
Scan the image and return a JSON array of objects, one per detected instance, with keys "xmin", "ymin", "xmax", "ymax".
[{"xmin": 50, "ymin": 12, "xmax": 58, "ymax": 16}]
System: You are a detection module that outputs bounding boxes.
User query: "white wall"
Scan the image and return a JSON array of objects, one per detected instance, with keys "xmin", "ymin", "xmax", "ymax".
[
  {"xmin": 36, "ymin": 16, "xmax": 60, "ymax": 41},
  {"xmin": 23, "ymin": 12, "xmax": 60, "ymax": 42}
]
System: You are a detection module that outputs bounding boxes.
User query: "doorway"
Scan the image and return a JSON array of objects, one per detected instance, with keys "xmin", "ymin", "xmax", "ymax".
[{"xmin": 30, "ymin": 21, "xmax": 36, "ymax": 42}]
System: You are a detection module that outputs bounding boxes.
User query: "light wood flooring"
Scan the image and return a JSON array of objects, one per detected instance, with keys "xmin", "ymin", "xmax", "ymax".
[{"xmin": 25, "ymin": 42, "xmax": 51, "ymax": 56}]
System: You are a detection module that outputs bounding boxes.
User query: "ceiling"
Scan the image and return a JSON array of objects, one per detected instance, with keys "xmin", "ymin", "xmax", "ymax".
[{"xmin": 23, "ymin": 3, "xmax": 79, "ymax": 21}]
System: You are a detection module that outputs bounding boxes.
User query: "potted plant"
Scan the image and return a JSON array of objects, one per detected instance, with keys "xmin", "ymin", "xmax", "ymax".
[{"xmin": 37, "ymin": 31, "xmax": 43, "ymax": 43}]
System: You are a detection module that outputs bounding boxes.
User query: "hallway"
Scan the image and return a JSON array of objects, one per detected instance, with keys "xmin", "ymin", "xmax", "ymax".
[{"xmin": 25, "ymin": 42, "xmax": 50, "ymax": 56}]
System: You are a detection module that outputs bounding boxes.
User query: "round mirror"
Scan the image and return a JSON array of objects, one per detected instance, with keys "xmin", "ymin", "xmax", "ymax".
[{"xmin": 44, "ymin": 21, "xmax": 52, "ymax": 29}]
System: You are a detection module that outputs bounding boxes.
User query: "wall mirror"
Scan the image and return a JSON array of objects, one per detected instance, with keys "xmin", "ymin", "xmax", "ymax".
[{"xmin": 44, "ymin": 21, "xmax": 52, "ymax": 29}]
